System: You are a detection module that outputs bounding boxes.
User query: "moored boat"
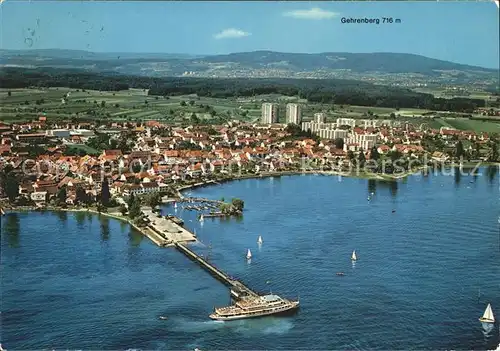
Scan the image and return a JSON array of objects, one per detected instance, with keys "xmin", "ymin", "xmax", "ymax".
[{"xmin": 209, "ymin": 294, "xmax": 299, "ymax": 321}]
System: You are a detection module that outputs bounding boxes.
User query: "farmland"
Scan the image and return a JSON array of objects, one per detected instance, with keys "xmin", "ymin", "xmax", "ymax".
[
  {"xmin": 1, "ymin": 87, "xmax": 499, "ymax": 134},
  {"xmin": 0, "ymin": 88, "xmax": 260, "ymax": 124},
  {"xmin": 425, "ymin": 117, "xmax": 500, "ymax": 133}
]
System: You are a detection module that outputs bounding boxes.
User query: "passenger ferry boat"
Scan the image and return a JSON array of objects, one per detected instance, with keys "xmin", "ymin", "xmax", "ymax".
[{"xmin": 209, "ymin": 294, "xmax": 299, "ymax": 321}]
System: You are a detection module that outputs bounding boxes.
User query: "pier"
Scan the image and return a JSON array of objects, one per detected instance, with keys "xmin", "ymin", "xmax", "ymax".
[
  {"xmin": 175, "ymin": 242, "xmax": 258, "ymax": 298},
  {"xmin": 140, "ymin": 208, "xmax": 259, "ymax": 299},
  {"xmin": 142, "ymin": 208, "xmax": 197, "ymax": 244}
]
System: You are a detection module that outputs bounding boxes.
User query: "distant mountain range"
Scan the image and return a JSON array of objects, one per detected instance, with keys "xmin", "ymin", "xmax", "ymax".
[{"xmin": 1, "ymin": 49, "xmax": 498, "ymax": 87}]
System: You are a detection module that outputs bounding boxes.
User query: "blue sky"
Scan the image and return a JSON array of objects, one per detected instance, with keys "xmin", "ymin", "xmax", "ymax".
[{"xmin": 1, "ymin": 1, "xmax": 498, "ymax": 68}]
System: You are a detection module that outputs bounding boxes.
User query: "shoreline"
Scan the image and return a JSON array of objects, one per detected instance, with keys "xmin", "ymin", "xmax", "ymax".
[
  {"xmin": 4, "ymin": 163, "xmax": 498, "ymax": 223},
  {"xmin": 2, "ymin": 206, "xmax": 173, "ymax": 247},
  {"xmin": 174, "ymin": 163, "xmax": 499, "ymax": 195},
  {"xmin": 174, "ymin": 168, "xmax": 421, "ymax": 195}
]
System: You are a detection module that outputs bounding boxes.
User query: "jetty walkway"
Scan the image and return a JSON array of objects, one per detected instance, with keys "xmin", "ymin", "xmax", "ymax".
[{"xmin": 176, "ymin": 242, "xmax": 258, "ymax": 298}]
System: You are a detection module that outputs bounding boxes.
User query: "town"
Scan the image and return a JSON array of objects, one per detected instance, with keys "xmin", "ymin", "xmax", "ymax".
[{"xmin": 1, "ymin": 97, "xmax": 498, "ymax": 214}]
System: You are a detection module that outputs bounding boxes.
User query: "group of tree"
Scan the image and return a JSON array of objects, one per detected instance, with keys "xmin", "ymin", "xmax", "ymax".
[
  {"xmin": 0, "ymin": 165, "xmax": 20, "ymax": 202},
  {"xmin": 284, "ymin": 124, "xmax": 321, "ymax": 144},
  {"xmin": 0, "ymin": 67, "xmax": 488, "ymax": 113},
  {"xmin": 127, "ymin": 194, "xmax": 142, "ymax": 219},
  {"xmin": 218, "ymin": 198, "xmax": 245, "ymax": 215}
]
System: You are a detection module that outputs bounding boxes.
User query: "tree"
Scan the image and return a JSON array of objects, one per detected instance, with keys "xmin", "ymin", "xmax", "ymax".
[
  {"xmin": 57, "ymin": 186, "xmax": 67, "ymax": 204},
  {"xmin": 180, "ymin": 100, "xmax": 187, "ymax": 106},
  {"xmin": 189, "ymin": 100, "xmax": 195, "ymax": 106},
  {"xmin": 120, "ymin": 204, "xmax": 128, "ymax": 216},
  {"xmin": 190, "ymin": 113, "xmax": 200, "ymax": 125},
  {"xmin": 357, "ymin": 148, "xmax": 366, "ymax": 167},
  {"xmin": 75, "ymin": 186, "xmax": 88, "ymax": 205},
  {"xmin": 347, "ymin": 150, "xmax": 355, "ymax": 161},
  {"xmin": 455, "ymin": 140, "xmax": 465, "ymax": 159},
  {"xmin": 128, "ymin": 197, "xmax": 142, "ymax": 219},
  {"xmin": 7, "ymin": 91, "xmax": 11, "ymax": 96},
  {"xmin": 101, "ymin": 178, "xmax": 111, "ymax": 206},
  {"xmin": 231, "ymin": 198, "xmax": 244, "ymax": 211},
  {"xmin": 4, "ymin": 173, "xmax": 19, "ymax": 202},
  {"xmin": 146, "ymin": 192, "xmax": 162, "ymax": 210},
  {"xmin": 388, "ymin": 150, "xmax": 403, "ymax": 162},
  {"xmin": 101, "ymin": 101, "xmax": 106, "ymax": 108},
  {"xmin": 370, "ymin": 146, "xmax": 380, "ymax": 161},
  {"xmin": 489, "ymin": 142, "xmax": 499, "ymax": 162},
  {"xmin": 334, "ymin": 138, "xmax": 344, "ymax": 150}
]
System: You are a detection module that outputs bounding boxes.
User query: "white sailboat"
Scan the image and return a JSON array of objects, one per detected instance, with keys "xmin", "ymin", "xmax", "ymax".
[
  {"xmin": 351, "ymin": 250, "xmax": 357, "ymax": 261},
  {"xmin": 199, "ymin": 214, "xmax": 204, "ymax": 222},
  {"xmin": 246, "ymin": 249, "xmax": 252, "ymax": 260},
  {"xmin": 479, "ymin": 303, "xmax": 495, "ymax": 323},
  {"xmin": 174, "ymin": 202, "xmax": 178, "ymax": 209},
  {"xmin": 257, "ymin": 235, "xmax": 263, "ymax": 245}
]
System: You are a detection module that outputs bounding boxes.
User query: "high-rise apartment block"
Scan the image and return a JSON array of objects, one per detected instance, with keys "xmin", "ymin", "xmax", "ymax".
[
  {"xmin": 285, "ymin": 103, "xmax": 302, "ymax": 125},
  {"xmin": 313, "ymin": 113, "xmax": 326, "ymax": 124},
  {"xmin": 261, "ymin": 103, "xmax": 278, "ymax": 124}
]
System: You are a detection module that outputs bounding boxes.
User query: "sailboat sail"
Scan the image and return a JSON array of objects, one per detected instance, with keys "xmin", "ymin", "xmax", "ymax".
[
  {"xmin": 257, "ymin": 236, "xmax": 263, "ymax": 244},
  {"xmin": 480, "ymin": 303, "xmax": 495, "ymax": 323},
  {"xmin": 246, "ymin": 249, "xmax": 252, "ymax": 259},
  {"xmin": 351, "ymin": 250, "xmax": 357, "ymax": 261}
]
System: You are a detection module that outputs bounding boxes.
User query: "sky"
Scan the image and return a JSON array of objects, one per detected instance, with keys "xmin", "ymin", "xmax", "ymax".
[{"xmin": 0, "ymin": 1, "xmax": 499, "ymax": 68}]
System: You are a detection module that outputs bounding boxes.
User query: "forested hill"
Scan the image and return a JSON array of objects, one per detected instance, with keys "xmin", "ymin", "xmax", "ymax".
[
  {"xmin": 0, "ymin": 67, "xmax": 488, "ymax": 113},
  {"xmin": 188, "ymin": 51, "xmax": 497, "ymax": 74},
  {"xmin": 1, "ymin": 50, "xmax": 497, "ymax": 86}
]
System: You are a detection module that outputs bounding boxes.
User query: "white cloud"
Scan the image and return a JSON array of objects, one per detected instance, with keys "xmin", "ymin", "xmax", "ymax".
[
  {"xmin": 214, "ymin": 28, "xmax": 251, "ymax": 40},
  {"xmin": 283, "ymin": 7, "xmax": 338, "ymax": 20}
]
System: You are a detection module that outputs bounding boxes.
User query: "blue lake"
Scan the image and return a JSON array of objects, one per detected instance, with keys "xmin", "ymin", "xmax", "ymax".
[{"xmin": 2, "ymin": 168, "xmax": 499, "ymax": 350}]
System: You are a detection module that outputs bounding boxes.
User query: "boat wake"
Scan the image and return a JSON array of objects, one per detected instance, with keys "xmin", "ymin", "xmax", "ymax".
[
  {"xmin": 169, "ymin": 317, "xmax": 294, "ymax": 335},
  {"xmin": 232, "ymin": 318, "xmax": 294, "ymax": 336},
  {"xmin": 169, "ymin": 318, "xmax": 226, "ymax": 333}
]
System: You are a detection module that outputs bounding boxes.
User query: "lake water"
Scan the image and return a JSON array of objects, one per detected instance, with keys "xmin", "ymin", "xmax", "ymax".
[{"xmin": 2, "ymin": 168, "xmax": 499, "ymax": 350}]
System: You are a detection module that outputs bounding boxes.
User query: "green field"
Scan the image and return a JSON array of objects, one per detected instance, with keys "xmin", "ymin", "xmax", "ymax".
[
  {"xmin": 0, "ymin": 88, "xmax": 255, "ymax": 124},
  {"xmin": 423, "ymin": 118, "xmax": 500, "ymax": 133},
  {"xmin": 413, "ymin": 87, "xmax": 496, "ymax": 101},
  {"xmin": 65, "ymin": 144, "xmax": 100, "ymax": 155},
  {"xmin": 1, "ymin": 88, "xmax": 499, "ymax": 133}
]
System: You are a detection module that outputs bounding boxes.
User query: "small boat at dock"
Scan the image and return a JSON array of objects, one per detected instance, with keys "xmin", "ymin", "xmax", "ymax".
[
  {"xmin": 336, "ymin": 272, "xmax": 345, "ymax": 276},
  {"xmin": 159, "ymin": 316, "xmax": 168, "ymax": 320},
  {"xmin": 246, "ymin": 249, "xmax": 252, "ymax": 260},
  {"xmin": 479, "ymin": 303, "xmax": 495, "ymax": 324},
  {"xmin": 257, "ymin": 235, "xmax": 263, "ymax": 244},
  {"xmin": 351, "ymin": 250, "xmax": 357, "ymax": 261}
]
